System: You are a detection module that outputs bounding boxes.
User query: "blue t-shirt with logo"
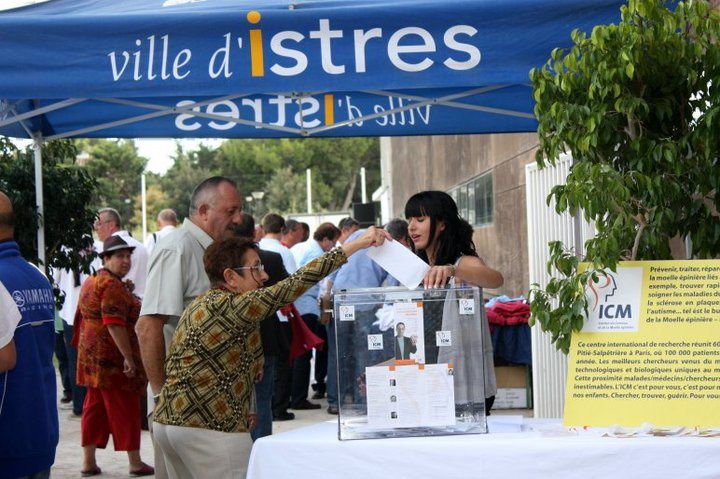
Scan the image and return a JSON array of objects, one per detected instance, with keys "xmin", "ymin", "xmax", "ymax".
[{"xmin": 0, "ymin": 239, "xmax": 58, "ymax": 479}]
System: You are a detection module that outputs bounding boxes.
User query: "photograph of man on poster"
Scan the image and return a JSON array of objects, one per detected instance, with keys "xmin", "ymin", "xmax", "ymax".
[{"xmin": 394, "ymin": 322, "xmax": 417, "ymax": 360}]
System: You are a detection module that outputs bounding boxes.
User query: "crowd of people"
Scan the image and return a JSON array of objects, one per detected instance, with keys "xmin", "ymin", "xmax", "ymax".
[{"xmin": 0, "ymin": 177, "xmax": 503, "ymax": 478}]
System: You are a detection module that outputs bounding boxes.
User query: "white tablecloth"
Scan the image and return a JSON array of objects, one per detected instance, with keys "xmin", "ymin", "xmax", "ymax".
[{"xmin": 247, "ymin": 418, "xmax": 720, "ymax": 479}]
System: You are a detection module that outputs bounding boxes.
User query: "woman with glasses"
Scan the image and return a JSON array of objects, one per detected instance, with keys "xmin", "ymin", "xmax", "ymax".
[{"xmin": 152, "ymin": 227, "xmax": 390, "ymax": 478}]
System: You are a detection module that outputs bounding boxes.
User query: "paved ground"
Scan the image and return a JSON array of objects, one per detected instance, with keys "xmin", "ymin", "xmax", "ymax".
[
  {"xmin": 51, "ymin": 373, "xmax": 531, "ymax": 478},
  {"xmin": 51, "ymin": 376, "xmax": 335, "ymax": 478}
]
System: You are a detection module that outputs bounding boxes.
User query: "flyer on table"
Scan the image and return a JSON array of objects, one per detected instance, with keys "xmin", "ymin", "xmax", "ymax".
[{"xmin": 564, "ymin": 260, "xmax": 720, "ymax": 428}]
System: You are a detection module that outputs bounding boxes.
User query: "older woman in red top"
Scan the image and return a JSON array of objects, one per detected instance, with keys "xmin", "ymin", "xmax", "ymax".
[{"xmin": 75, "ymin": 236, "xmax": 153, "ymax": 477}]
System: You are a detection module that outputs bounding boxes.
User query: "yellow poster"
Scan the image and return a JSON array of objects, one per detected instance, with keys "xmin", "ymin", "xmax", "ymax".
[{"xmin": 564, "ymin": 260, "xmax": 720, "ymax": 427}]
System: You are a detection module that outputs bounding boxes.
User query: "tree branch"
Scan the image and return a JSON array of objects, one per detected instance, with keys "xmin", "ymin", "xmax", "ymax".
[
  {"xmin": 341, "ymin": 169, "xmax": 359, "ymax": 211},
  {"xmin": 630, "ymin": 214, "xmax": 647, "ymax": 261}
]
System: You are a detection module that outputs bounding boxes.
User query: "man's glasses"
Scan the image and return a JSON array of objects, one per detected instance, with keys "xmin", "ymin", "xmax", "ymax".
[
  {"xmin": 233, "ymin": 264, "xmax": 265, "ymax": 274},
  {"xmin": 93, "ymin": 219, "xmax": 113, "ymax": 228}
]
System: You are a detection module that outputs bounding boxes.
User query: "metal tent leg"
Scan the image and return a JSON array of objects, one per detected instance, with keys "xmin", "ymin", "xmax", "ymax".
[{"xmin": 33, "ymin": 135, "xmax": 45, "ymax": 267}]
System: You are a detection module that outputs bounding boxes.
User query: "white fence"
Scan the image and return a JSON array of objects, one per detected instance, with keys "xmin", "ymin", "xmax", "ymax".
[{"xmin": 525, "ymin": 154, "xmax": 595, "ymax": 418}]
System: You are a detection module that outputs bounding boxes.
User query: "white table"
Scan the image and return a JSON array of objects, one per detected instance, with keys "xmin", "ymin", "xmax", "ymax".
[{"xmin": 247, "ymin": 418, "xmax": 720, "ymax": 478}]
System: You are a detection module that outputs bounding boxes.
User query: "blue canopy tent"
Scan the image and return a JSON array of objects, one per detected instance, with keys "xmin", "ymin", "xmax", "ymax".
[{"xmin": 0, "ymin": 0, "xmax": 622, "ymax": 260}]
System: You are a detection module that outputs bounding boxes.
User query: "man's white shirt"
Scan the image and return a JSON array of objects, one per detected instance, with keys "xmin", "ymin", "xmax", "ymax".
[
  {"xmin": 50, "ymin": 265, "xmax": 88, "ymax": 325},
  {"xmin": 145, "ymin": 225, "xmax": 176, "ymax": 256},
  {"xmin": 290, "ymin": 241, "xmax": 310, "ymax": 267},
  {"xmin": 0, "ymin": 282, "xmax": 21, "ymax": 348},
  {"xmin": 259, "ymin": 237, "xmax": 297, "ymax": 274}
]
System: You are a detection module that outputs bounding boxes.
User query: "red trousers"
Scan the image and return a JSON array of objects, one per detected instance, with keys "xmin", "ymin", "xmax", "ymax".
[{"xmin": 81, "ymin": 387, "xmax": 141, "ymax": 451}]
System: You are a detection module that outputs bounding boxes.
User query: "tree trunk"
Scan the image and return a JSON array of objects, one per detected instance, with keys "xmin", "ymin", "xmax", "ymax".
[{"xmin": 341, "ymin": 170, "xmax": 359, "ymax": 212}]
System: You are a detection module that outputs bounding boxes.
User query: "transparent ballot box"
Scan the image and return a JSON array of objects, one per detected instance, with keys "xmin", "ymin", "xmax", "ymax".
[{"xmin": 332, "ymin": 286, "xmax": 489, "ymax": 440}]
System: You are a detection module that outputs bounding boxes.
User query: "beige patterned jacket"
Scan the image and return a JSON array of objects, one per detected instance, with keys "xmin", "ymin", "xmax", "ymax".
[{"xmin": 154, "ymin": 247, "xmax": 347, "ymax": 432}]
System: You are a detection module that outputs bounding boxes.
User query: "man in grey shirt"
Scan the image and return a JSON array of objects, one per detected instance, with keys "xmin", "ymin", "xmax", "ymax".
[{"xmin": 136, "ymin": 176, "xmax": 243, "ymax": 478}]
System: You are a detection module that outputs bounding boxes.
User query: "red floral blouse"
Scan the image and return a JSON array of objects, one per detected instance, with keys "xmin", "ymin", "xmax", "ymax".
[{"xmin": 76, "ymin": 269, "xmax": 147, "ymax": 394}]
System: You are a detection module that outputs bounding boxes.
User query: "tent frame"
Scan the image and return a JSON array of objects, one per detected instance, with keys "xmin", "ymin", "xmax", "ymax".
[{"xmin": 0, "ymin": 85, "xmax": 534, "ymax": 264}]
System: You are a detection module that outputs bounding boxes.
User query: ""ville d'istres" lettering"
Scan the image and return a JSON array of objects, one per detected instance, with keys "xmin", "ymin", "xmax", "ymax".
[
  {"xmin": 108, "ymin": 11, "xmax": 481, "ymax": 81},
  {"xmin": 106, "ymin": 11, "xmax": 481, "ymax": 131}
]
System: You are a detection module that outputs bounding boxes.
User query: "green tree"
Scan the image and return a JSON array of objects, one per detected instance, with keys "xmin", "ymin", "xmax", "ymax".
[
  {"xmin": 130, "ymin": 182, "xmax": 170, "ymax": 235},
  {"xmin": 158, "ymin": 138, "xmax": 380, "ymax": 218},
  {"xmin": 528, "ymin": 0, "xmax": 720, "ymax": 353},
  {"xmin": 0, "ymin": 137, "xmax": 98, "ymax": 304},
  {"xmin": 79, "ymin": 139, "xmax": 147, "ymax": 230},
  {"xmin": 159, "ymin": 143, "xmax": 216, "ymax": 220},
  {"xmin": 218, "ymin": 138, "xmax": 379, "ymax": 212},
  {"xmin": 264, "ymin": 166, "xmax": 309, "ymax": 214},
  {"xmin": 215, "ymin": 140, "xmax": 279, "ymax": 196},
  {"xmin": 290, "ymin": 138, "xmax": 380, "ymax": 211}
]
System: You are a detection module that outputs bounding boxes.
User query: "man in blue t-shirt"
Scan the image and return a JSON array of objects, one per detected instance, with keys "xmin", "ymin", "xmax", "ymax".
[{"xmin": 0, "ymin": 191, "xmax": 58, "ymax": 479}]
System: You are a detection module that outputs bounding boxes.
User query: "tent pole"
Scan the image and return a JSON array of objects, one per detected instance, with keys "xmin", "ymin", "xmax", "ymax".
[
  {"xmin": 361, "ymin": 167, "xmax": 367, "ymax": 203},
  {"xmin": 306, "ymin": 169, "xmax": 312, "ymax": 214},
  {"xmin": 141, "ymin": 173, "xmax": 147, "ymax": 243},
  {"xmin": 33, "ymin": 134, "xmax": 46, "ymax": 267}
]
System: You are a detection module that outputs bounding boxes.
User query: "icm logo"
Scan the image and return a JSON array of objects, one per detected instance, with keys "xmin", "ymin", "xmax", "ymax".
[
  {"xmin": 587, "ymin": 272, "xmax": 631, "ymax": 320},
  {"xmin": 583, "ymin": 267, "xmax": 642, "ymax": 333},
  {"xmin": 587, "ymin": 272, "xmax": 617, "ymax": 311},
  {"xmin": 12, "ymin": 290, "xmax": 24, "ymax": 308}
]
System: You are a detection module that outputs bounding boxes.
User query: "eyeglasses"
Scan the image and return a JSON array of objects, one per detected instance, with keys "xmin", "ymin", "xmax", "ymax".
[
  {"xmin": 93, "ymin": 219, "xmax": 113, "ymax": 228},
  {"xmin": 233, "ymin": 264, "xmax": 265, "ymax": 274}
]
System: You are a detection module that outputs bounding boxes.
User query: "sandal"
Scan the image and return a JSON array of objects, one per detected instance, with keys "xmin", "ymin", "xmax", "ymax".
[
  {"xmin": 130, "ymin": 464, "xmax": 155, "ymax": 477},
  {"xmin": 80, "ymin": 466, "xmax": 101, "ymax": 477}
]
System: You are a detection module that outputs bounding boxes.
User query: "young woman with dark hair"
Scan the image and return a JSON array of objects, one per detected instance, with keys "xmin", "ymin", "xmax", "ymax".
[
  {"xmin": 405, "ymin": 190, "xmax": 503, "ymax": 290},
  {"xmin": 405, "ymin": 190, "xmax": 503, "ymax": 414}
]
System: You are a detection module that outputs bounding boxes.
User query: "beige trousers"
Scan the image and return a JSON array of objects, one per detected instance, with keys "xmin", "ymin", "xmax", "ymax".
[
  {"xmin": 149, "ymin": 415, "xmax": 169, "ymax": 479},
  {"xmin": 153, "ymin": 422, "xmax": 253, "ymax": 479}
]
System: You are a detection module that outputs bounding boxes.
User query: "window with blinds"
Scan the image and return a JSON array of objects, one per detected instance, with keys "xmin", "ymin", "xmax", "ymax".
[{"xmin": 448, "ymin": 171, "xmax": 493, "ymax": 227}]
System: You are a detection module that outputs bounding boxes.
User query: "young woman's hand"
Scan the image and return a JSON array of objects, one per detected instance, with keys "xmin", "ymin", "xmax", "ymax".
[{"xmin": 423, "ymin": 264, "xmax": 455, "ymax": 289}]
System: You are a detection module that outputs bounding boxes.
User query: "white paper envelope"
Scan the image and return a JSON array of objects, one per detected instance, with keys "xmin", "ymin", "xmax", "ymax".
[{"xmin": 367, "ymin": 239, "xmax": 430, "ymax": 289}]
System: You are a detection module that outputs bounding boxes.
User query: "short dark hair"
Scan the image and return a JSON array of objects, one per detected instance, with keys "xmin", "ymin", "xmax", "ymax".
[
  {"xmin": 385, "ymin": 218, "xmax": 409, "ymax": 242},
  {"xmin": 300, "ymin": 222, "xmax": 310, "ymax": 242},
  {"xmin": 235, "ymin": 213, "xmax": 255, "ymax": 239},
  {"xmin": 313, "ymin": 222, "xmax": 341, "ymax": 242},
  {"xmin": 203, "ymin": 237, "xmax": 258, "ymax": 286},
  {"xmin": 282, "ymin": 219, "xmax": 300, "ymax": 235},
  {"xmin": 262, "ymin": 213, "xmax": 285, "ymax": 234},
  {"xmin": 189, "ymin": 176, "xmax": 238, "ymax": 217},
  {"xmin": 338, "ymin": 217, "xmax": 359, "ymax": 231}
]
